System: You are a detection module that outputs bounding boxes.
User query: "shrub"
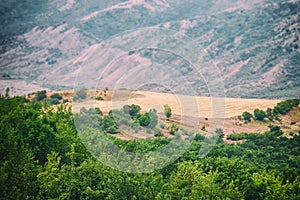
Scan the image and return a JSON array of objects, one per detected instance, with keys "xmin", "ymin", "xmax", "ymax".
[
  {"xmin": 95, "ymin": 108, "xmax": 103, "ymax": 116},
  {"xmin": 273, "ymin": 99, "xmax": 300, "ymax": 115},
  {"xmin": 50, "ymin": 93, "xmax": 62, "ymax": 100},
  {"xmin": 124, "ymin": 104, "xmax": 141, "ymax": 117},
  {"xmin": 154, "ymin": 128, "xmax": 163, "ymax": 137},
  {"xmin": 50, "ymin": 98, "xmax": 60, "ymax": 105},
  {"xmin": 227, "ymin": 132, "xmax": 248, "ymax": 141},
  {"xmin": 148, "ymin": 109, "xmax": 158, "ymax": 128},
  {"xmin": 164, "ymin": 105, "xmax": 172, "ymax": 120},
  {"xmin": 169, "ymin": 123, "xmax": 179, "ymax": 135},
  {"xmin": 242, "ymin": 112, "xmax": 253, "ymax": 122},
  {"xmin": 268, "ymin": 125, "xmax": 283, "ymax": 136},
  {"xmin": 63, "ymin": 99, "xmax": 69, "ymax": 103},
  {"xmin": 159, "ymin": 123, "xmax": 165, "ymax": 129},
  {"xmin": 215, "ymin": 128, "xmax": 224, "ymax": 138},
  {"xmin": 194, "ymin": 134, "xmax": 205, "ymax": 141},
  {"xmin": 95, "ymin": 96, "xmax": 103, "ymax": 101},
  {"xmin": 74, "ymin": 89, "xmax": 87, "ymax": 101},
  {"xmin": 254, "ymin": 109, "xmax": 267, "ymax": 121},
  {"xmin": 139, "ymin": 113, "xmax": 151, "ymax": 127},
  {"xmin": 36, "ymin": 90, "xmax": 47, "ymax": 101}
]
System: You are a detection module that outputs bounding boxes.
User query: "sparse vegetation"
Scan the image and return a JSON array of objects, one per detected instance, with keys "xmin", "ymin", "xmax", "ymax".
[
  {"xmin": 168, "ymin": 123, "xmax": 179, "ymax": 135},
  {"xmin": 95, "ymin": 96, "xmax": 104, "ymax": 101},
  {"xmin": 73, "ymin": 89, "xmax": 87, "ymax": 101},
  {"xmin": 164, "ymin": 104, "xmax": 172, "ymax": 120}
]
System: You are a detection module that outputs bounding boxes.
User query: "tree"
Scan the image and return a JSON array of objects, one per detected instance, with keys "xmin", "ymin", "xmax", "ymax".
[
  {"xmin": 254, "ymin": 109, "xmax": 266, "ymax": 121},
  {"xmin": 266, "ymin": 108, "xmax": 274, "ymax": 121},
  {"xmin": 50, "ymin": 98, "xmax": 60, "ymax": 105},
  {"xmin": 148, "ymin": 109, "xmax": 158, "ymax": 128},
  {"xmin": 36, "ymin": 90, "xmax": 47, "ymax": 101},
  {"xmin": 50, "ymin": 93, "xmax": 62, "ymax": 100},
  {"xmin": 139, "ymin": 113, "xmax": 151, "ymax": 127},
  {"xmin": 5, "ymin": 87, "xmax": 9, "ymax": 98},
  {"xmin": 123, "ymin": 104, "xmax": 141, "ymax": 117},
  {"xmin": 242, "ymin": 111, "xmax": 253, "ymax": 122},
  {"xmin": 215, "ymin": 128, "xmax": 224, "ymax": 139},
  {"xmin": 169, "ymin": 123, "xmax": 178, "ymax": 135},
  {"xmin": 164, "ymin": 105, "xmax": 172, "ymax": 120}
]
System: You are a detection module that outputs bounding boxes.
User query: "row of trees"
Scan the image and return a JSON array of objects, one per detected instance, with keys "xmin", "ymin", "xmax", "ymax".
[{"xmin": 241, "ymin": 99, "xmax": 300, "ymax": 122}]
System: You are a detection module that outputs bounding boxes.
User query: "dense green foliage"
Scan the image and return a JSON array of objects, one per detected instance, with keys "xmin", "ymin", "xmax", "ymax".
[
  {"xmin": 274, "ymin": 99, "xmax": 300, "ymax": 115},
  {"xmin": 1, "ymin": 95, "xmax": 300, "ymax": 199},
  {"xmin": 242, "ymin": 111, "xmax": 253, "ymax": 122},
  {"xmin": 35, "ymin": 90, "xmax": 47, "ymax": 101},
  {"xmin": 164, "ymin": 105, "xmax": 172, "ymax": 120},
  {"xmin": 50, "ymin": 93, "xmax": 63, "ymax": 100},
  {"xmin": 253, "ymin": 109, "xmax": 267, "ymax": 121},
  {"xmin": 240, "ymin": 99, "xmax": 300, "ymax": 123}
]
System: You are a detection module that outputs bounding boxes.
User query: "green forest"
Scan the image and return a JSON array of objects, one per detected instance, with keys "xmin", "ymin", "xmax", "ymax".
[{"xmin": 1, "ymin": 93, "xmax": 300, "ymax": 200}]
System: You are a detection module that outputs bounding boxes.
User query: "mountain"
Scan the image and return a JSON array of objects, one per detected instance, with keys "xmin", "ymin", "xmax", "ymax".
[{"xmin": 0, "ymin": 0, "xmax": 299, "ymax": 98}]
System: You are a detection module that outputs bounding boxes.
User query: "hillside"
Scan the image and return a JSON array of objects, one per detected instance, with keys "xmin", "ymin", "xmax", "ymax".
[
  {"xmin": 1, "ymin": 0, "xmax": 300, "ymax": 98},
  {"xmin": 1, "ymin": 92, "xmax": 300, "ymax": 199},
  {"xmin": 42, "ymin": 89, "xmax": 300, "ymax": 141}
]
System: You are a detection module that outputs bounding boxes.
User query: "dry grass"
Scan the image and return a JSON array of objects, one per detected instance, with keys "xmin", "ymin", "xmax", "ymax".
[
  {"xmin": 88, "ymin": 90, "xmax": 280, "ymax": 118},
  {"xmin": 47, "ymin": 89, "xmax": 300, "ymax": 141}
]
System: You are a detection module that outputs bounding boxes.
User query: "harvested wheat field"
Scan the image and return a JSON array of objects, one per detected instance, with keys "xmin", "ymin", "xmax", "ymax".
[{"xmin": 84, "ymin": 90, "xmax": 281, "ymax": 119}]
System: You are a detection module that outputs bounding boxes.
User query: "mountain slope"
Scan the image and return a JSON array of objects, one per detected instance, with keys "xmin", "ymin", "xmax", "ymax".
[{"xmin": 0, "ymin": 0, "xmax": 299, "ymax": 98}]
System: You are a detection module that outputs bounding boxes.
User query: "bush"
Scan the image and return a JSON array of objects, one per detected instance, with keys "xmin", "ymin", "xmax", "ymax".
[
  {"xmin": 139, "ymin": 113, "xmax": 151, "ymax": 127},
  {"xmin": 50, "ymin": 98, "xmax": 60, "ymax": 105},
  {"xmin": 95, "ymin": 108, "xmax": 103, "ymax": 116},
  {"xmin": 194, "ymin": 134, "xmax": 205, "ymax": 141},
  {"xmin": 268, "ymin": 125, "xmax": 283, "ymax": 136},
  {"xmin": 36, "ymin": 90, "xmax": 47, "ymax": 101},
  {"xmin": 227, "ymin": 132, "xmax": 248, "ymax": 141},
  {"xmin": 154, "ymin": 128, "xmax": 163, "ymax": 137},
  {"xmin": 169, "ymin": 123, "xmax": 179, "ymax": 135},
  {"xmin": 266, "ymin": 108, "xmax": 274, "ymax": 121},
  {"xmin": 254, "ymin": 109, "xmax": 267, "ymax": 121},
  {"xmin": 164, "ymin": 105, "xmax": 172, "ymax": 120},
  {"xmin": 95, "ymin": 96, "xmax": 103, "ymax": 101},
  {"xmin": 242, "ymin": 112, "xmax": 253, "ymax": 122},
  {"xmin": 215, "ymin": 128, "xmax": 224, "ymax": 138},
  {"xmin": 273, "ymin": 99, "xmax": 300, "ymax": 115},
  {"xmin": 148, "ymin": 109, "xmax": 158, "ymax": 128},
  {"xmin": 159, "ymin": 123, "xmax": 165, "ymax": 129},
  {"xmin": 50, "ymin": 93, "xmax": 62, "ymax": 100},
  {"xmin": 74, "ymin": 89, "xmax": 87, "ymax": 101},
  {"xmin": 123, "ymin": 104, "xmax": 141, "ymax": 117},
  {"xmin": 63, "ymin": 99, "xmax": 69, "ymax": 103}
]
